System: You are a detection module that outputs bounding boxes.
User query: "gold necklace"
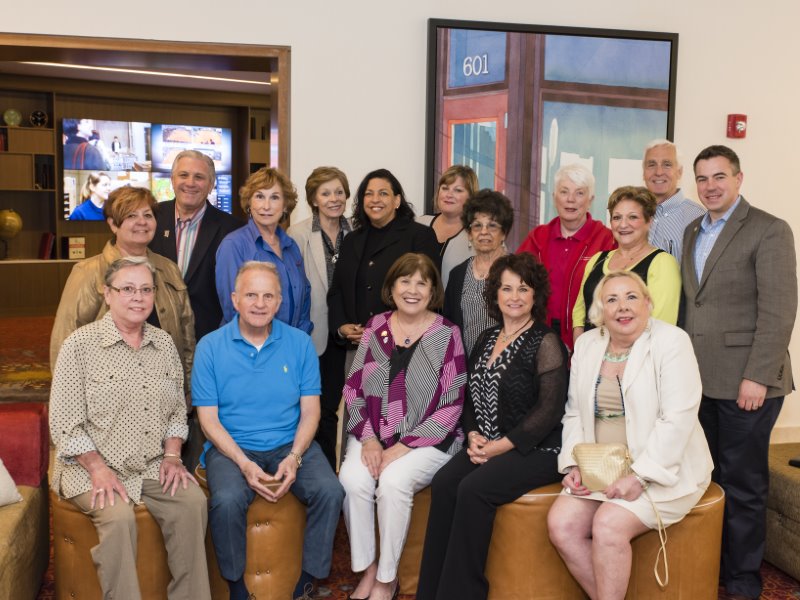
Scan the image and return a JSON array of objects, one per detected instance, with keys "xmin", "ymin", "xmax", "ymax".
[
  {"xmin": 499, "ymin": 318, "xmax": 532, "ymax": 343},
  {"xmin": 615, "ymin": 245, "xmax": 649, "ymax": 268}
]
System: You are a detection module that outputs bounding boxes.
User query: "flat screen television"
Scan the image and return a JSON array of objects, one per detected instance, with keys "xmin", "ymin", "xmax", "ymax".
[
  {"xmin": 150, "ymin": 123, "xmax": 232, "ymax": 173},
  {"xmin": 62, "ymin": 117, "xmax": 234, "ymax": 220}
]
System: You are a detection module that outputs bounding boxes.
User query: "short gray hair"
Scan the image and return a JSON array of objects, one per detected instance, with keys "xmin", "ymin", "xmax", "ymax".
[
  {"xmin": 170, "ymin": 149, "xmax": 216, "ymax": 183},
  {"xmin": 642, "ymin": 139, "xmax": 683, "ymax": 170},
  {"xmin": 234, "ymin": 261, "xmax": 281, "ymax": 294},
  {"xmin": 587, "ymin": 270, "xmax": 652, "ymax": 328},
  {"xmin": 104, "ymin": 256, "xmax": 156, "ymax": 287},
  {"xmin": 554, "ymin": 163, "xmax": 595, "ymax": 199}
]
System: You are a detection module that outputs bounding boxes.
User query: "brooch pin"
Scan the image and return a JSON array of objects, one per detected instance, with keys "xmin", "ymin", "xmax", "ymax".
[
  {"xmin": 163, "ymin": 230, "xmax": 170, "ymax": 238},
  {"xmin": 381, "ymin": 330, "xmax": 389, "ymax": 343},
  {"xmin": 283, "ymin": 365, "xmax": 288, "ymax": 373}
]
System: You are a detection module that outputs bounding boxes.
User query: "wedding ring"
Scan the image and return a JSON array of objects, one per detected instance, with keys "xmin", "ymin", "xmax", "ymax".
[{"xmin": 565, "ymin": 487, "xmax": 572, "ymax": 495}]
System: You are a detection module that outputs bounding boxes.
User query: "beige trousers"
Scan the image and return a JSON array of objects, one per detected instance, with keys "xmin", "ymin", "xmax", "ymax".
[{"xmin": 70, "ymin": 478, "xmax": 211, "ymax": 600}]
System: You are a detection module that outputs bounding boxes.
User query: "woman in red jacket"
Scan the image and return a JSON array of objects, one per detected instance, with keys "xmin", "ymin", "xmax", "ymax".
[{"xmin": 516, "ymin": 163, "xmax": 614, "ymax": 351}]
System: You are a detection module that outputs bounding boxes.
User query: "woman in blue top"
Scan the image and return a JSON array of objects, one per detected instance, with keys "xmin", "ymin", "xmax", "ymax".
[
  {"xmin": 215, "ymin": 167, "xmax": 312, "ymax": 333},
  {"xmin": 69, "ymin": 171, "xmax": 111, "ymax": 221}
]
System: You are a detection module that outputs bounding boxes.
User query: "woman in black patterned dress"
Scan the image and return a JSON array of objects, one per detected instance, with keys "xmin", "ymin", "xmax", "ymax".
[{"xmin": 416, "ymin": 252, "xmax": 569, "ymax": 600}]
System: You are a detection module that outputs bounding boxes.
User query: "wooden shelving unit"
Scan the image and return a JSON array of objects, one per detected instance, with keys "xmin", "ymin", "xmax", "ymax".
[
  {"xmin": 0, "ymin": 90, "xmax": 58, "ymax": 260},
  {"xmin": 0, "ymin": 81, "xmax": 269, "ymax": 315},
  {"xmin": 248, "ymin": 107, "xmax": 270, "ymax": 173}
]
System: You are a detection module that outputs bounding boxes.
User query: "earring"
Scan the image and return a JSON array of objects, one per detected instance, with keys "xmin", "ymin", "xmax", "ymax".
[{"xmin": 600, "ymin": 325, "xmax": 605, "ymax": 338}]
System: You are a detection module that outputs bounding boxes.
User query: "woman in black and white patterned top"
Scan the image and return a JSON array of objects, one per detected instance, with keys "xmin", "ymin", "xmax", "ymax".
[
  {"xmin": 443, "ymin": 189, "xmax": 514, "ymax": 356},
  {"xmin": 418, "ymin": 253, "xmax": 568, "ymax": 600}
]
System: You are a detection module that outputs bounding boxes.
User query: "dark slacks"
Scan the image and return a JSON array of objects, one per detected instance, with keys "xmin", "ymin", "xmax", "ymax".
[
  {"xmin": 699, "ymin": 395, "xmax": 783, "ymax": 598},
  {"xmin": 315, "ymin": 335, "xmax": 346, "ymax": 470},
  {"xmin": 416, "ymin": 447, "xmax": 560, "ymax": 600}
]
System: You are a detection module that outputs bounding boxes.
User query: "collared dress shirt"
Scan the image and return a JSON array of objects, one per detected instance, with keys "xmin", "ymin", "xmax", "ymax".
[
  {"xmin": 693, "ymin": 196, "xmax": 742, "ymax": 283},
  {"xmin": 215, "ymin": 219, "xmax": 313, "ymax": 333},
  {"xmin": 175, "ymin": 202, "xmax": 207, "ymax": 276},
  {"xmin": 648, "ymin": 189, "xmax": 706, "ymax": 264}
]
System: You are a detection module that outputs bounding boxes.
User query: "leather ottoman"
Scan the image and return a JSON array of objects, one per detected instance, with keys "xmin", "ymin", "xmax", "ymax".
[
  {"xmin": 196, "ymin": 466, "xmax": 307, "ymax": 600},
  {"xmin": 0, "ymin": 402, "xmax": 49, "ymax": 600},
  {"xmin": 399, "ymin": 482, "xmax": 725, "ymax": 599},
  {"xmin": 765, "ymin": 442, "xmax": 800, "ymax": 581},
  {"xmin": 51, "ymin": 489, "xmax": 172, "ymax": 599}
]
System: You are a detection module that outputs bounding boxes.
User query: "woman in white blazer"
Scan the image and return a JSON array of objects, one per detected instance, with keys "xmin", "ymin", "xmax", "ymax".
[
  {"xmin": 547, "ymin": 271, "xmax": 712, "ymax": 600},
  {"xmin": 287, "ymin": 166, "xmax": 352, "ymax": 469}
]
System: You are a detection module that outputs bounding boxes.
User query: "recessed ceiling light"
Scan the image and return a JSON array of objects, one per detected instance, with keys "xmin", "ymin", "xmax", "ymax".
[{"xmin": 20, "ymin": 61, "xmax": 270, "ymax": 86}]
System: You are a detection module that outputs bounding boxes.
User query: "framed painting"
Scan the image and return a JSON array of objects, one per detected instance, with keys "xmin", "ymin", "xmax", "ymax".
[{"xmin": 425, "ymin": 19, "xmax": 678, "ymax": 248}]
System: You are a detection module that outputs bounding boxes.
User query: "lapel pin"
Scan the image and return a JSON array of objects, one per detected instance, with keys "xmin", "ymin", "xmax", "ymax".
[{"xmin": 163, "ymin": 230, "xmax": 170, "ymax": 238}]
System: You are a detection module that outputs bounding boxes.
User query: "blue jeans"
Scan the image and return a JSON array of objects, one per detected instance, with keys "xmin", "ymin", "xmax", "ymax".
[{"xmin": 205, "ymin": 441, "xmax": 344, "ymax": 581}]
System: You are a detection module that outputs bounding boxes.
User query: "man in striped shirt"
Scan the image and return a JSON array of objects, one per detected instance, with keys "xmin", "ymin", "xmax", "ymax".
[{"xmin": 643, "ymin": 139, "xmax": 705, "ymax": 264}]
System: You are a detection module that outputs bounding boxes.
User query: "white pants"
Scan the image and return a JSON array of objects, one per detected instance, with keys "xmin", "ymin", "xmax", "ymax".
[{"xmin": 339, "ymin": 435, "xmax": 452, "ymax": 582}]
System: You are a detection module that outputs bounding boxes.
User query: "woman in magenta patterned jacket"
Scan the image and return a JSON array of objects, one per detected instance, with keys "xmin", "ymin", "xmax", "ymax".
[{"xmin": 339, "ymin": 253, "xmax": 466, "ymax": 600}]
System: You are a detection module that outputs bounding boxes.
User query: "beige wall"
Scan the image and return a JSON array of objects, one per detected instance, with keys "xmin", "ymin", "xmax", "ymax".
[{"xmin": 7, "ymin": 0, "xmax": 800, "ymax": 439}]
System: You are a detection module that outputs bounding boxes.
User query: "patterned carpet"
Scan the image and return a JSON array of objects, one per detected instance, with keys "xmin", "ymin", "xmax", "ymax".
[
  {"xmin": 0, "ymin": 315, "xmax": 52, "ymax": 403},
  {"xmin": 3, "ymin": 315, "xmax": 798, "ymax": 599}
]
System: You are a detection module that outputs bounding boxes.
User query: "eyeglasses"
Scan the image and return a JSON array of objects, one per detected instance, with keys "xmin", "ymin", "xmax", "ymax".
[
  {"xmin": 469, "ymin": 221, "xmax": 502, "ymax": 233},
  {"xmin": 108, "ymin": 285, "xmax": 157, "ymax": 297}
]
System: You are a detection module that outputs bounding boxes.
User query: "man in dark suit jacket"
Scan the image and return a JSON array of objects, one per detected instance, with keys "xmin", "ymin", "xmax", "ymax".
[
  {"xmin": 150, "ymin": 150, "xmax": 242, "ymax": 472},
  {"xmin": 682, "ymin": 145, "xmax": 797, "ymax": 599},
  {"xmin": 149, "ymin": 150, "xmax": 242, "ymax": 341}
]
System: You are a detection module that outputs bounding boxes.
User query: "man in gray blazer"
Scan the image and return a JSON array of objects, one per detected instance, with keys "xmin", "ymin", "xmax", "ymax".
[{"xmin": 682, "ymin": 145, "xmax": 797, "ymax": 599}]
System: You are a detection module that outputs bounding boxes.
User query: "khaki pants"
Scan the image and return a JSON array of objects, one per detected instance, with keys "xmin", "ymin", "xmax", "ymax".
[{"xmin": 70, "ymin": 478, "xmax": 211, "ymax": 600}]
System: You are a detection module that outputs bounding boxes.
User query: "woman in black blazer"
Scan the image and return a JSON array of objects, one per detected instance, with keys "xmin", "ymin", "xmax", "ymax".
[{"xmin": 328, "ymin": 168, "xmax": 440, "ymax": 348}]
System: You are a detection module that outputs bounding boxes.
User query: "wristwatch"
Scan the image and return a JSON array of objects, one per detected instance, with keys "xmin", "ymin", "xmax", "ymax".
[{"xmin": 288, "ymin": 451, "xmax": 303, "ymax": 468}]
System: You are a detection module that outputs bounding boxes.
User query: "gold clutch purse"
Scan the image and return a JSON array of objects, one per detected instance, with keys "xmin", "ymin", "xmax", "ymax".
[
  {"xmin": 571, "ymin": 442, "xmax": 669, "ymax": 588},
  {"xmin": 571, "ymin": 442, "xmax": 632, "ymax": 492}
]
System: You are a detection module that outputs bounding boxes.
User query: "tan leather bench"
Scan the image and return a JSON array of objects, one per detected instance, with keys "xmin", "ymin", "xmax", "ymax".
[
  {"xmin": 196, "ymin": 466, "xmax": 307, "ymax": 600},
  {"xmin": 51, "ymin": 468, "xmax": 308, "ymax": 600},
  {"xmin": 51, "ymin": 489, "xmax": 172, "ymax": 600},
  {"xmin": 398, "ymin": 482, "xmax": 725, "ymax": 599}
]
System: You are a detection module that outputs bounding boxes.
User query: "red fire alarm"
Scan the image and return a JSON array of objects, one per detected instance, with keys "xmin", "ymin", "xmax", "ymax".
[{"xmin": 727, "ymin": 114, "xmax": 747, "ymax": 138}]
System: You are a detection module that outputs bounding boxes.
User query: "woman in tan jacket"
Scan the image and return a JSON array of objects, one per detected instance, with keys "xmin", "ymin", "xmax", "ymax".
[{"xmin": 50, "ymin": 186, "xmax": 195, "ymax": 392}]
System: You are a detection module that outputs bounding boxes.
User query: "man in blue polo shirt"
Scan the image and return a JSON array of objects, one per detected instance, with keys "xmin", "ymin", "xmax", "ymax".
[{"xmin": 192, "ymin": 261, "xmax": 343, "ymax": 600}]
